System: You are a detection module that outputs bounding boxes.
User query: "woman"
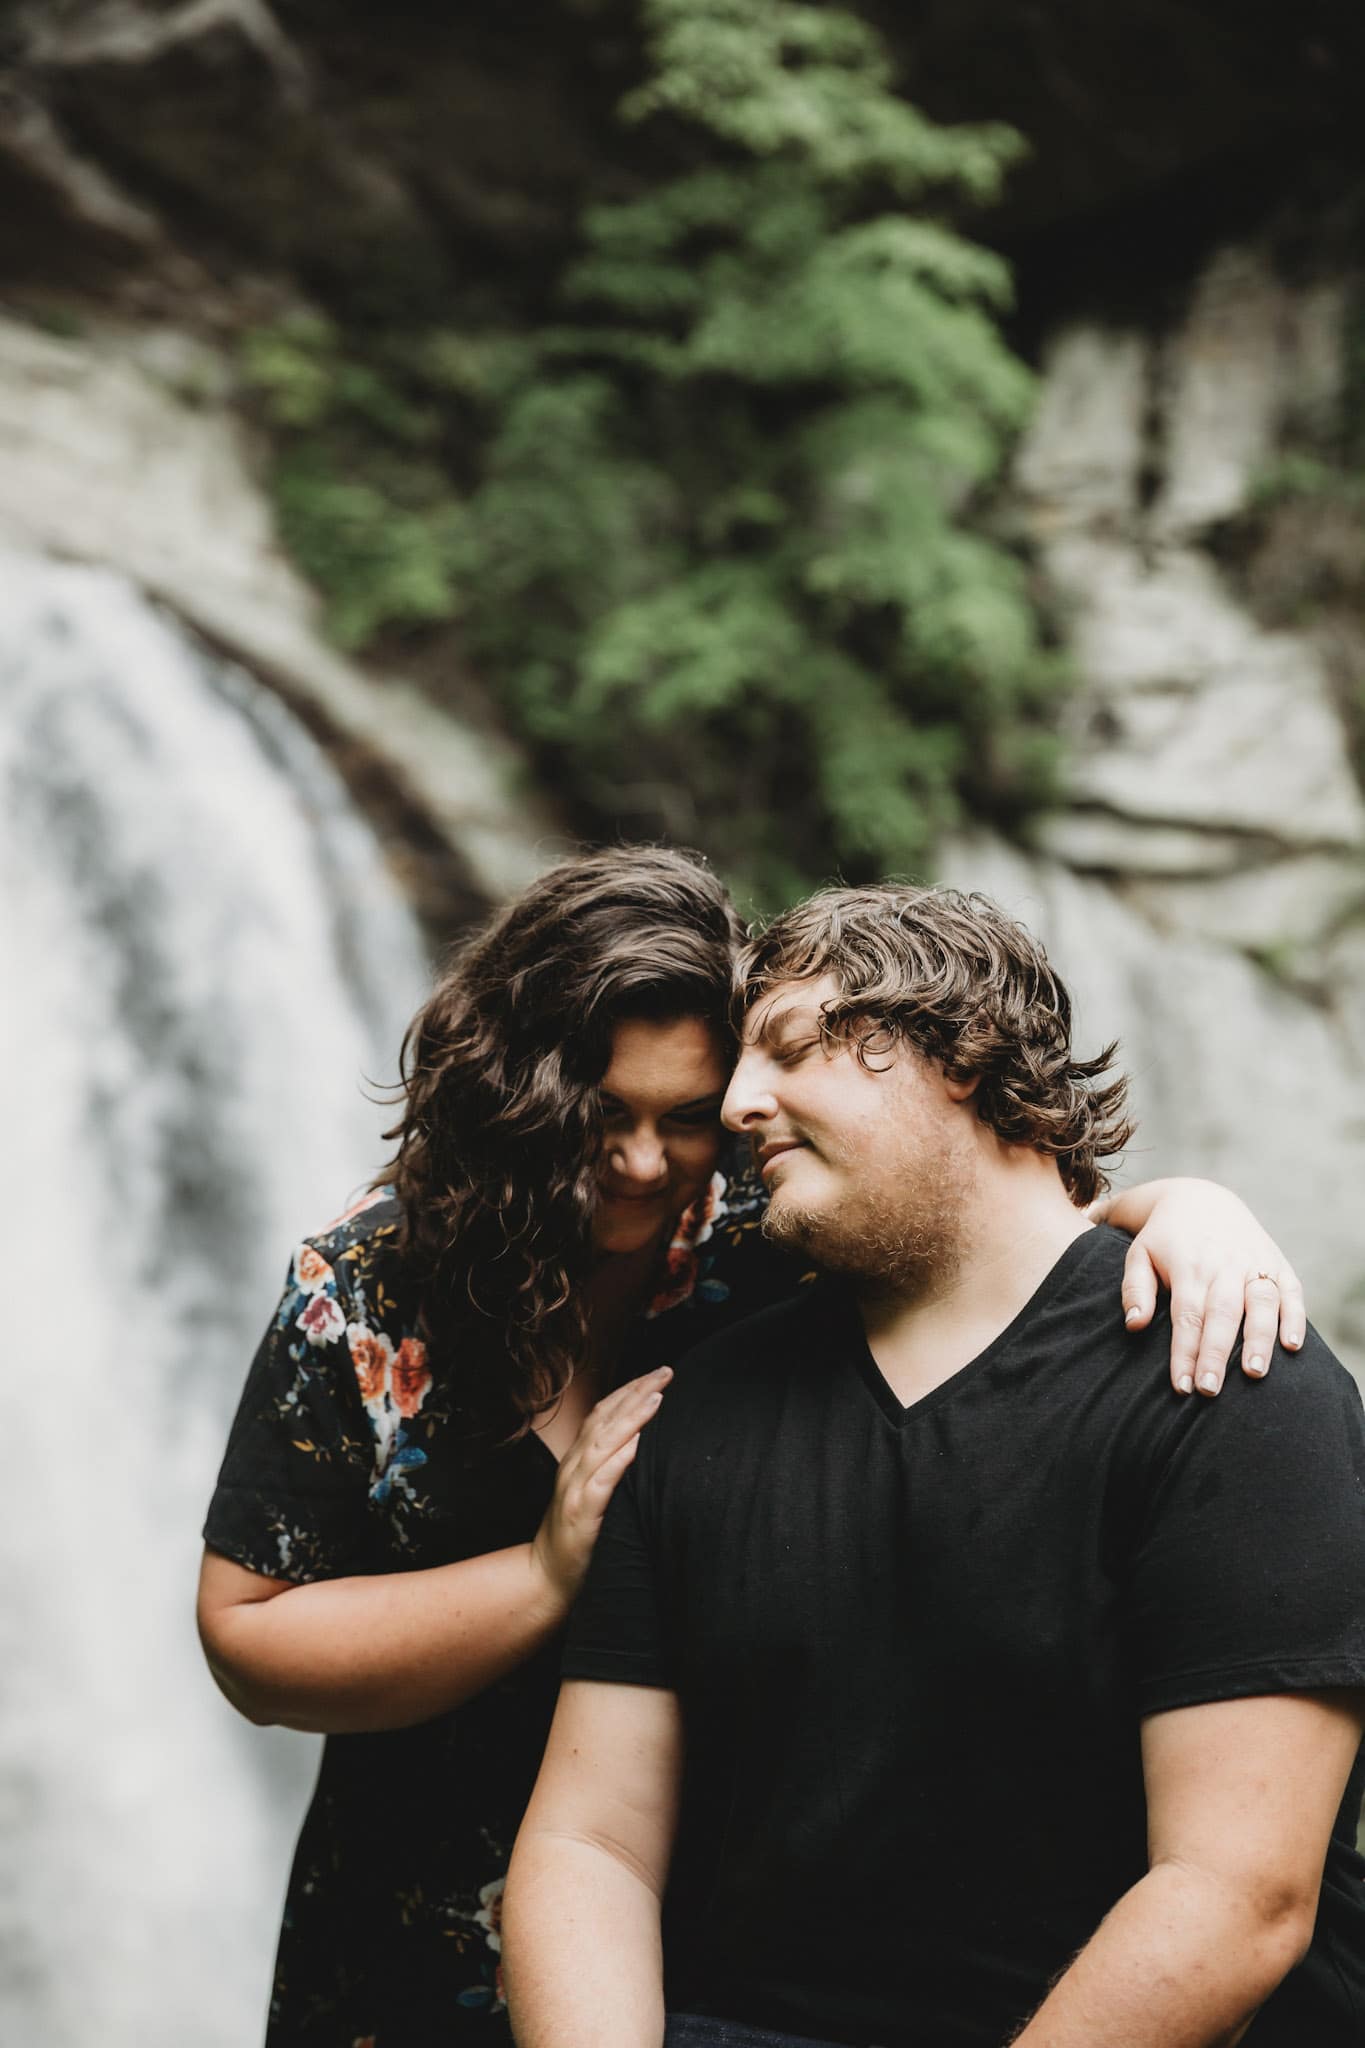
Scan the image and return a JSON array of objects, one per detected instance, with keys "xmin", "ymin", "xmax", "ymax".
[{"xmin": 198, "ymin": 845, "xmax": 1302, "ymax": 2046}]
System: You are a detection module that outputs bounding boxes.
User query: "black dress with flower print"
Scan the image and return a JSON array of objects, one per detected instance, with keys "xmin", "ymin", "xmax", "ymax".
[{"xmin": 205, "ymin": 1164, "xmax": 803, "ymax": 2047}]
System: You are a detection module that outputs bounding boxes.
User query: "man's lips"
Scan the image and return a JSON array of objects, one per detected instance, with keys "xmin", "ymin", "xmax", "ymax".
[{"xmin": 758, "ymin": 1140, "xmax": 805, "ymax": 1177}]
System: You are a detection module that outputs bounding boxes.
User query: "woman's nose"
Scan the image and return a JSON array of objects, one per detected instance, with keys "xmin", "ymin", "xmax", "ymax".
[{"xmin": 611, "ymin": 1129, "xmax": 667, "ymax": 1183}]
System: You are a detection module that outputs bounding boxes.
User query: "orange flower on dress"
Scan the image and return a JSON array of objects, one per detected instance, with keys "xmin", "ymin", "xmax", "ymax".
[
  {"xmin": 391, "ymin": 1336, "xmax": 431, "ymax": 1418},
  {"xmin": 347, "ymin": 1323, "xmax": 395, "ymax": 1405},
  {"xmin": 293, "ymin": 1243, "xmax": 333, "ymax": 1294}
]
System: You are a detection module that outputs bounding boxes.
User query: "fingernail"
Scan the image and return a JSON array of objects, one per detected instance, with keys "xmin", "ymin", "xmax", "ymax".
[
  {"xmin": 1285, "ymin": 1331, "xmax": 1304, "ymax": 1350},
  {"xmin": 1244, "ymin": 1355, "xmax": 1266, "ymax": 1378},
  {"xmin": 1124, "ymin": 1306, "xmax": 1142, "ymax": 1326},
  {"xmin": 1176, "ymin": 1375, "xmax": 1194, "ymax": 1395},
  {"xmin": 1198, "ymin": 1372, "xmax": 1219, "ymax": 1395}
]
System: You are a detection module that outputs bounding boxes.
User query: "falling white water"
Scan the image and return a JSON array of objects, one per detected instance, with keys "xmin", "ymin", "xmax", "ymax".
[{"xmin": 0, "ymin": 551, "xmax": 432, "ymax": 2047}]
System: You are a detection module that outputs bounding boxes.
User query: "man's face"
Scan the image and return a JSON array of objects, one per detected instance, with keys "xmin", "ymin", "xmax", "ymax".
[{"xmin": 721, "ymin": 973, "xmax": 975, "ymax": 1287}]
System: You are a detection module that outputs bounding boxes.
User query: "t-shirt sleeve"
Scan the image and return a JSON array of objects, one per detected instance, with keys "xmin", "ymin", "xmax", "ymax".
[
  {"xmin": 203, "ymin": 1241, "xmax": 375, "ymax": 1584},
  {"xmin": 563, "ymin": 1457, "xmax": 673, "ymax": 1689},
  {"xmin": 1125, "ymin": 1328, "xmax": 1365, "ymax": 1717}
]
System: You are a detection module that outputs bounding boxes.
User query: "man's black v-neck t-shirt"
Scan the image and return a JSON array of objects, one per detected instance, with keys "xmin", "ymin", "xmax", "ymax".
[{"xmin": 565, "ymin": 1226, "xmax": 1365, "ymax": 2047}]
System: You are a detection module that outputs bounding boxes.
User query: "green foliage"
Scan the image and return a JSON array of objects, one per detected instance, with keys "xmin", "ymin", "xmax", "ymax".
[
  {"xmin": 242, "ymin": 313, "xmax": 469, "ymax": 648},
  {"xmin": 273, "ymin": 450, "xmax": 467, "ymax": 651},
  {"xmin": 1250, "ymin": 451, "xmax": 1365, "ymax": 519},
  {"xmin": 243, "ymin": 0, "xmax": 1061, "ymax": 903},
  {"xmin": 453, "ymin": 0, "xmax": 1057, "ymax": 901}
]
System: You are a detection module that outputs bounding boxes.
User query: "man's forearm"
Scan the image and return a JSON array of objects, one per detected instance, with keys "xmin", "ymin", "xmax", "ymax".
[
  {"xmin": 504, "ymin": 1829, "xmax": 666, "ymax": 2048},
  {"xmin": 1011, "ymin": 1861, "xmax": 1311, "ymax": 2048}
]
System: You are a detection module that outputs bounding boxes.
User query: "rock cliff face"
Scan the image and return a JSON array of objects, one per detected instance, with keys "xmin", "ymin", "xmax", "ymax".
[
  {"xmin": 948, "ymin": 245, "xmax": 1365, "ymax": 1375},
  {"xmin": 3, "ymin": 5, "xmax": 1363, "ymax": 1371}
]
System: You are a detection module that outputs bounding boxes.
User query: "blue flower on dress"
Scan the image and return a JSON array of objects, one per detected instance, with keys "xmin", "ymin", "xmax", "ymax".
[{"xmin": 368, "ymin": 1430, "xmax": 428, "ymax": 1504}]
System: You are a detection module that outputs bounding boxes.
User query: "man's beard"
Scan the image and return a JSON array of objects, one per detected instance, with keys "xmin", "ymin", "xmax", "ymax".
[{"xmin": 761, "ymin": 1166, "xmax": 969, "ymax": 1297}]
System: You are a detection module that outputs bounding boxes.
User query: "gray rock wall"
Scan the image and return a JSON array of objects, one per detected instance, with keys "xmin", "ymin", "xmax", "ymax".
[{"xmin": 946, "ymin": 245, "xmax": 1365, "ymax": 1381}]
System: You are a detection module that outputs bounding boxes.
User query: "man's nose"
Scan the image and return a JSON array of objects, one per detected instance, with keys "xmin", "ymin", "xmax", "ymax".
[
  {"xmin": 611, "ymin": 1129, "xmax": 667, "ymax": 1182},
  {"xmin": 721, "ymin": 1052, "xmax": 777, "ymax": 1133}
]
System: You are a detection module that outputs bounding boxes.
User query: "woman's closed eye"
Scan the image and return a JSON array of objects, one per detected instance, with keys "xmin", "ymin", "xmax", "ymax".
[
  {"xmin": 665, "ymin": 1103, "xmax": 726, "ymax": 1128},
  {"xmin": 600, "ymin": 1097, "xmax": 724, "ymax": 1131}
]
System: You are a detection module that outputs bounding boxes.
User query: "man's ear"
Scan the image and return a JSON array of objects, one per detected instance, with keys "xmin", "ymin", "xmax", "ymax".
[{"xmin": 943, "ymin": 1069, "xmax": 981, "ymax": 1104}]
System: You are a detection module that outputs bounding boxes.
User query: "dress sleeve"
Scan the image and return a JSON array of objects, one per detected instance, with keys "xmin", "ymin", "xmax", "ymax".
[
  {"xmin": 203, "ymin": 1240, "xmax": 376, "ymax": 1584},
  {"xmin": 562, "ymin": 1459, "xmax": 672, "ymax": 1689},
  {"xmin": 1124, "ymin": 1328, "xmax": 1365, "ymax": 1717}
]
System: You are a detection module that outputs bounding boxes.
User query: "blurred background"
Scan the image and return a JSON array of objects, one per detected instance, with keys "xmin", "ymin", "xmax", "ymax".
[{"xmin": 3, "ymin": 2, "xmax": 1365, "ymax": 2040}]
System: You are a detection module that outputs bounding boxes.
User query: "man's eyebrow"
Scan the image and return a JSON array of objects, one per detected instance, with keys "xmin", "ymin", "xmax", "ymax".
[{"xmin": 747, "ymin": 999, "xmax": 821, "ymax": 1047}]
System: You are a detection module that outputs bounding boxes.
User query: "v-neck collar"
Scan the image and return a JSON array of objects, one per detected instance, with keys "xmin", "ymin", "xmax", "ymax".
[{"xmin": 821, "ymin": 1227, "xmax": 1109, "ymax": 1428}]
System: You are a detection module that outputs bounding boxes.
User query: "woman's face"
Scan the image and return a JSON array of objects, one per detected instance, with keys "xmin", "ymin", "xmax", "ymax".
[{"xmin": 593, "ymin": 1014, "xmax": 731, "ymax": 1256}]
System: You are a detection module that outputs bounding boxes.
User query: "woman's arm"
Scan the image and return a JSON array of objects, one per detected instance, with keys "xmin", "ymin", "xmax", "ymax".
[
  {"xmin": 197, "ymin": 1366, "xmax": 670, "ymax": 1734},
  {"xmin": 198, "ymin": 1544, "xmax": 569, "ymax": 1734},
  {"xmin": 1091, "ymin": 1179, "xmax": 1306, "ymax": 1397}
]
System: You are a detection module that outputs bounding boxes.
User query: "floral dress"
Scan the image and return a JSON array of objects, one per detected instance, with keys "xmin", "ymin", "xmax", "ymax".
[{"xmin": 204, "ymin": 1163, "xmax": 803, "ymax": 2047}]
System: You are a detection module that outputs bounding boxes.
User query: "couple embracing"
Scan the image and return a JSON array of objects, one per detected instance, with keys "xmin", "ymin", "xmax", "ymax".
[{"xmin": 201, "ymin": 847, "xmax": 1365, "ymax": 2048}]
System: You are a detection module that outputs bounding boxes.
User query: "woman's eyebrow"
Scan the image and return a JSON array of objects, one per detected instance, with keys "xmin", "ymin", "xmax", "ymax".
[{"xmin": 600, "ymin": 1088, "xmax": 726, "ymax": 1111}]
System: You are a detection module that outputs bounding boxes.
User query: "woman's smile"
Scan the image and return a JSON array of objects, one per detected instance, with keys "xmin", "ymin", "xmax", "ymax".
[{"xmin": 591, "ymin": 1013, "xmax": 730, "ymax": 1256}]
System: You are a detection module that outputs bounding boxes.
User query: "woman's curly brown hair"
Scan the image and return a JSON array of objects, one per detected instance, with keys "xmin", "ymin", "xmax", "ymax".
[
  {"xmin": 735, "ymin": 885, "xmax": 1132, "ymax": 1204},
  {"xmin": 379, "ymin": 845, "xmax": 742, "ymax": 1427}
]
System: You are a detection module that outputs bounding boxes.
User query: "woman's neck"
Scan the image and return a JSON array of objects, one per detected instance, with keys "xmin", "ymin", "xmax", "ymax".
[{"xmin": 583, "ymin": 1235, "xmax": 668, "ymax": 1374}]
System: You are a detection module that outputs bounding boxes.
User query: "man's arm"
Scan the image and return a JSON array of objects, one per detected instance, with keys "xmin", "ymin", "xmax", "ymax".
[
  {"xmin": 503, "ymin": 1677, "xmax": 684, "ymax": 2048},
  {"xmin": 1011, "ymin": 1689, "xmax": 1365, "ymax": 2047}
]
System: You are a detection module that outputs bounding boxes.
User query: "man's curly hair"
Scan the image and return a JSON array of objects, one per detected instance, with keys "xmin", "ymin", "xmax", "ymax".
[
  {"xmin": 735, "ymin": 885, "xmax": 1132, "ymax": 1204},
  {"xmin": 380, "ymin": 845, "xmax": 742, "ymax": 1428}
]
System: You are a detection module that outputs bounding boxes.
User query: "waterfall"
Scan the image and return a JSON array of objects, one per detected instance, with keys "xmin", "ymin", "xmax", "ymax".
[{"xmin": 0, "ymin": 550, "xmax": 432, "ymax": 2046}]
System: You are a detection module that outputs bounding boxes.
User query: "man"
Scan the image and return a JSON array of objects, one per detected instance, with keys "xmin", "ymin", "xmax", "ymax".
[{"xmin": 504, "ymin": 886, "xmax": 1365, "ymax": 2048}]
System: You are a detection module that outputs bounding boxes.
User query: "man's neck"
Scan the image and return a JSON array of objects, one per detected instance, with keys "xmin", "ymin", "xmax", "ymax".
[{"xmin": 856, "ymin": 1156, "xmax": 1092, "ymax": 1409}]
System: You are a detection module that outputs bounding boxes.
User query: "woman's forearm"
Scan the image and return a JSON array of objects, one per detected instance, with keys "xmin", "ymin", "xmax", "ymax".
[
  {"xmin": 201, "ymin": 1543, "xmax": 569, "ymax": 1734},
  {"xmin": 201, "ymin": 1368, "xmax": 674, "ymax": 1735},
  {"xmin": 1090, "ymin": 1176, "xmax": 1184, "ymax": 1231}
]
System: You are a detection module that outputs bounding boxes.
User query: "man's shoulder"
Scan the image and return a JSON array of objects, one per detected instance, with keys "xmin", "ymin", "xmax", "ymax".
[
  {"xmin": 1085, "ymin": 1309, "xmax": 1365, "ymax": 1529},
  {"xmin": 652, "ymin": 1281, "xmax": 829, "ymax": 1406},
  {"xmin": 1207, "ymin": 1320, "xmax": 1365, "ymax": 1429},
  {"xmin": 1070, "ymin": 1227, "xmax": 1362, "ymax": 1413}
]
